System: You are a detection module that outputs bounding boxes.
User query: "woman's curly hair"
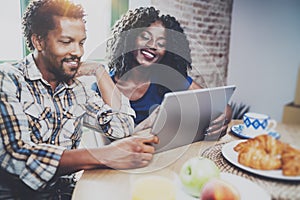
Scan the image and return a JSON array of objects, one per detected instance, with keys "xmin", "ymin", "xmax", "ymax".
[
  {"xmin": 107, "ymin": 6, "xmax": 192, "ymax": 78},
  {"xmin": 22, "ymin": 0, "xmax": 86, "ymax": 51}
]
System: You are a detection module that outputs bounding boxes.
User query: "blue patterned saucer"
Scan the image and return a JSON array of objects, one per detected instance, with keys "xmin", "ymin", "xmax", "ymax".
[{"xmin": 230, "ymin": 124, "xmax": 280, "ymax": 139}]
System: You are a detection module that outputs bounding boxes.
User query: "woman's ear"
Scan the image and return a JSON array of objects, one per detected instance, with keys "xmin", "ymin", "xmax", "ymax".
[{"xmin": 31, "ymin": 34, "xmax": 44, "ymax": 51}]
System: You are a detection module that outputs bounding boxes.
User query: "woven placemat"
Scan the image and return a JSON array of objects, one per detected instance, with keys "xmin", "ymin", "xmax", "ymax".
[{"xmin": 201, "ymin": 143, "xmax": 300, "ymax": 200}]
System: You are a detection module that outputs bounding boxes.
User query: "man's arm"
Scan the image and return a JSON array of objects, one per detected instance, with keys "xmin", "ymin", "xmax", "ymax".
[
  {"xmin": 56, "ymin": 135, "xmax": 159, "ymax": 176},
  {"xmin": 0, "ymin": 69, "xmax": 66, "ymax": 191},
  {"xmin": 0, "ymin": 66, "xmax": 158, "ymax": 191}
]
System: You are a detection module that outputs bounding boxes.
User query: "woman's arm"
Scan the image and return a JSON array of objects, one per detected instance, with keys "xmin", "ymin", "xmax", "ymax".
[
  {"xmin": 188, "ymin": 80, "xmax": 203, "ymax": 90},
  {"xmin": 77, "ymin": 61, "xmax": 136, "ymax": 139},
  {"xmin": 77, "ymin": 61, "xmax": 122, "ymax": 110}
]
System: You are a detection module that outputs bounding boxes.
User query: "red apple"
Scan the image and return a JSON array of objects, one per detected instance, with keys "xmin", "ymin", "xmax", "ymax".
[{"xmin": 200, "ymin": 178, "xmax": 240, "ymax": 200}]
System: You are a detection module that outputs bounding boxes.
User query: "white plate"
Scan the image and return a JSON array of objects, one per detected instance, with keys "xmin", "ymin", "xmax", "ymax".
[
  {"xmin": 176, "ymin": 172, "xmax": 270, "ymax": 200},
  {"xmin": 222, "ymin": 140, "xmax": 300, "ymax": 181},
  {"xmin": 231, "ymin": 124, "xmax": 280, "ymax": 139}
]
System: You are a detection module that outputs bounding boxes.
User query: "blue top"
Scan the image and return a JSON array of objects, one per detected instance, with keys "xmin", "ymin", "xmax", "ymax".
[{"xmin": 91, "ymin": 72, "xmax": 193, "ymax": 124}]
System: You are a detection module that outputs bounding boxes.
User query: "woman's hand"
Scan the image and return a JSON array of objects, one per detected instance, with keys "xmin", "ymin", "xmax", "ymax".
[
  {"xmin": 134, "ymin": 106, "xmax": 160, "ymax": 133},
  {"xmin": 77, "ymin": 61, "xmax": 123, "ymax": 110},
  {"xmin": 76, "ymin": 61, "xmax": 105, "ymax": 77},
  {"xmin": 204, "ymin": 104, "xmax": 232, "ymax": 140},
  {"xmin": 188, "ymin": 81, "xmax": 233, "ymax": 140}
]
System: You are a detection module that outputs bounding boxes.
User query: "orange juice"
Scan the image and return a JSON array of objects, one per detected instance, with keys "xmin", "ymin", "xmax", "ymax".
[{"xmin": 131, "ymin": 175, "xmax": 176, "ymax": 200}]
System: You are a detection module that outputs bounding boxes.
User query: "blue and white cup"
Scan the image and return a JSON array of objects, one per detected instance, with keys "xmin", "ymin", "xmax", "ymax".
[{"xmin": 243, "ymin": 112, "xmax": 277, "ymax": 137}]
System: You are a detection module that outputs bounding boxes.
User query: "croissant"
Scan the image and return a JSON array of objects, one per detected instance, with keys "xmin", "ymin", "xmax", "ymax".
[
  {"xmin": 234, "ymin": 134, "xmax": 300, "ymax": 176},
  {"xmin": 237, "ymin": 145, "xmax": 281, "ymax": 170},
  {"xmin": 233, "ymin": 137, "xmax": 261, "ymax": 152},
  {"xmin": 234, "ymin": 135, "xmax": 285, "ymax": 156},
  {"xmin": 281, "ymin": 145, "xmax": 300, "ymax": 176}
]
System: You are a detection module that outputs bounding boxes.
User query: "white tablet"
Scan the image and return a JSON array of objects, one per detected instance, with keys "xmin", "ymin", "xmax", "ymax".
[{"xmin": 151, "ymin": 85, "xmax": 236, "ymax": 153}]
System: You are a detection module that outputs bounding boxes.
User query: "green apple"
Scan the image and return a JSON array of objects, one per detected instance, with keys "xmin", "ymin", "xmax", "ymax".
[{"xmin": 179, "ymin": 156, "xmax": 220, "ymax": 197}]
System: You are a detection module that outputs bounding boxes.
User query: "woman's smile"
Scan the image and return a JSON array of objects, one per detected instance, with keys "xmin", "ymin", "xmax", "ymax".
[
  {"xmin": 140, "ymin": 48, "xmax": 156, "ymax": 60},
  {"xmin": 135, "ymin": 21, "xmax": 166, "ymax": 66}
]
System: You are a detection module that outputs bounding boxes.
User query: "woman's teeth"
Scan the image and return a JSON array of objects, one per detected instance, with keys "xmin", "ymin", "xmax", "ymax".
[{"xmin": 141, "ymin": 49, "xmax": 155, "ymax": 59}]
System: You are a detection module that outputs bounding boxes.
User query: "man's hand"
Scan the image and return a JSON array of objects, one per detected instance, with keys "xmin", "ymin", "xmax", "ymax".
[{"xmin": 94, "ymin": 135, "xmax": 159, "ymax": 169}]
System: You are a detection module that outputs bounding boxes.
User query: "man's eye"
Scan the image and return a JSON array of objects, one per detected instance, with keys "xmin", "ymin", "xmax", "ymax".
[
  {"xmin": 80, "ymin": 39, "xmax": 86, "ymax": 46},
  {"xmin": 61, "ymin": 40, "xmax": 71, "ymax": 44}
]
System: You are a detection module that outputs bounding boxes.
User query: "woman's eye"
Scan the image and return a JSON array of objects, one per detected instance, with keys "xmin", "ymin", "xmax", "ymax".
[
  {"xmin": 157, "ymin": 39, "xmax": 166, "ymax": 48},
  {"xmin": 157, "ymin": 42, "xmax": 166, "ymax": 48},
  {"xmin": 140, "ymin": 32, "xmax": 151, "ymax": 40}
]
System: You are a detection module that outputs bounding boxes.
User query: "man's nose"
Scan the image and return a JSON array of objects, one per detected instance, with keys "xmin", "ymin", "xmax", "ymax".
[{"xmin": 70, "ymin": 43, "xmax": 84, "ymax": 57}]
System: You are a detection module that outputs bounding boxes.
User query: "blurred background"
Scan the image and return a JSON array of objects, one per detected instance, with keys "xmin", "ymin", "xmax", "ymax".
[{"xmin": 1, "ymin": 0, "xmax": 299, "ymax": 122}]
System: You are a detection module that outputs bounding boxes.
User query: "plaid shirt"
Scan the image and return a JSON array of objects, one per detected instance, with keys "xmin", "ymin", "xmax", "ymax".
[{"xmin": 0, "ymin": 54, "xmax": 135, "ymax": 190}]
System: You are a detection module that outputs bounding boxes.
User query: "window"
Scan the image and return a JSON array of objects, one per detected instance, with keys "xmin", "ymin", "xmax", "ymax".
[
  {"xmin": 0, "ymin": 0, "xmax": 130, "ymax": 62},
  {"xmin": 0, "ymin": 1, "xmax": 23, "ymax": 61},
  {"xmin": 111, "ymin": 0, "xmax": 128, "ymax": 27},
  {"xmin": 74, "ymin": 0, "xmax": 113, "ymax": 60}
]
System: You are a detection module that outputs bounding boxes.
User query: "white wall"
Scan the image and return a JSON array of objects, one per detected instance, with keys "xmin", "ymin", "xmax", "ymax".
[
  {"xmin": 228, "ymin": 0, "xmax": 300, "ymax": 122},
  {"xmin": 78, "ymin": 0, "xmax": 111, "ymax": 61},
  {"xmin": 0, "ymin": 1, "xmax": 23, "ymax": 60},
  {"xmin": 0, "ymin": 0, "xmax": 111, "ymax": 61},
  {"xmin": 129, "ymin": 0, "xmax": 152, "ymax": 9}
]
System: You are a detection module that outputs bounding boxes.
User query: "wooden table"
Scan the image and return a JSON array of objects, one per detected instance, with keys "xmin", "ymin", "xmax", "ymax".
[{"xmin": 72, "ymin": 121, "xmax": 300, "ymax": 200}]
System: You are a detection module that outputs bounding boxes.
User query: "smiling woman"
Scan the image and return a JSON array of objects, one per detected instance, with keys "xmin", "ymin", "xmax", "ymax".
[{"xmin": 91, "ymin": 6, "xmax": 232, "ymax": 141}]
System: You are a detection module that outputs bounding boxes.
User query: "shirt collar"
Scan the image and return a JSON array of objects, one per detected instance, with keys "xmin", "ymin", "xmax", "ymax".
[
  {"xmin": 23, "ymin": 53, "xmax": 43, "ymax": 81},
  {"xmin": 22, "ymin": 53, "xmax": 78, "ymax": 89}
]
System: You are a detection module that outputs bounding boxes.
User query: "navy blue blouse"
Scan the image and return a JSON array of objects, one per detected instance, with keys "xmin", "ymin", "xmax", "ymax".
[{"xmin": 91, "ymin": 73, "xmax": 193, "ymax": 124}]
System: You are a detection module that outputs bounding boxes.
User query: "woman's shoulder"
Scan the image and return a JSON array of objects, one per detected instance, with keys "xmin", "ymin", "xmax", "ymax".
[
  {"xmin": 109, "ymin": 69, "xmax": 116, "ymax": 82},
  {"xmin": 186, "ymin": 75, "xmax": 193, "ymax": 84}
]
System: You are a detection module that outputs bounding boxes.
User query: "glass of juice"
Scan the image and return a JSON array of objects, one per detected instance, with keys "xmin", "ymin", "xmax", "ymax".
[{"xmin": 130, "ymin": 169, "xmax": 176, "ymax": 200}]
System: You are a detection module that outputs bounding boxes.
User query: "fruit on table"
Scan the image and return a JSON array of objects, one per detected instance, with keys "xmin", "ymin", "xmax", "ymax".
[
  {"xmin": 200, "ymin": 178, "xmax": 240, "ymax": 200},
  {"xmin": 179, "ymin": 157, "xmax": 220, "ymax": 197}
]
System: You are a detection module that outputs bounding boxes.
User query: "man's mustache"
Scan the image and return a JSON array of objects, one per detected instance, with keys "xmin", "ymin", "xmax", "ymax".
[{"xmin": 62, "ymin": 55, "xmax": 80, "ymax": 62}]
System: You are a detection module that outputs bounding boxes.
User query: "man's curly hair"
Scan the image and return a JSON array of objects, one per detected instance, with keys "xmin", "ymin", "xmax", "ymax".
[
  {"xmin": 22, "ymin": 0, "xmax": 86, "ymax": 51},
  {"xmin": 107, "ymin": 6, "xmax": 192, "ymax": 78}
]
